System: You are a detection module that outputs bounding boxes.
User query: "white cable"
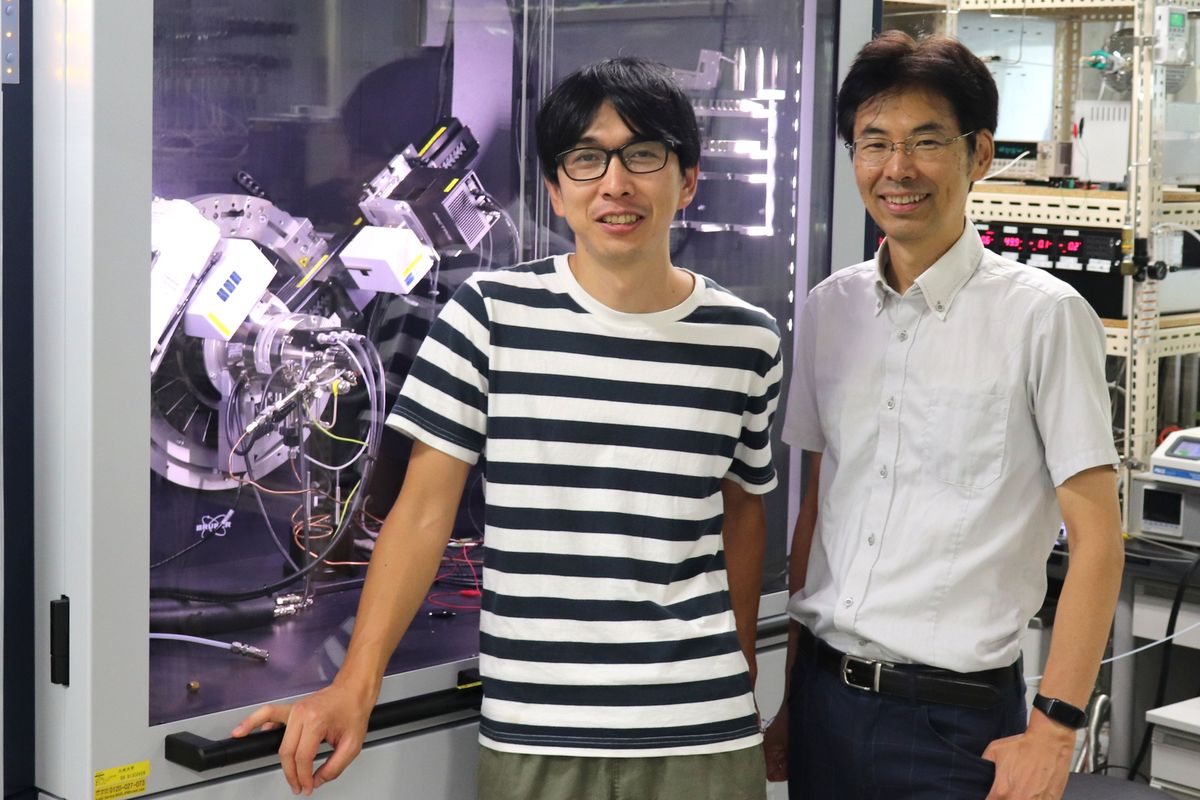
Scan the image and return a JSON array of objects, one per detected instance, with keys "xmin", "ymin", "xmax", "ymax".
[
  {"xmin": 1128, "ymin": 553, "xmax": 1196, "ymax": 564},
  {"xmin": 1152, "ymin": 222, "xmax": 1200, "ymax": 246},
  {"xmin": 981, "ymin": 149, "xmax": 1031, "ymax": 182},
  {"xmin": 356, "ymin": 337, "xmax": 387, "ymax": 453},
  {"xmin": 500, "ymin": 207, "xmax": 522, "ymax": 263},
  {"xmin": 1130, "ymin": 534, "xmax": 1199, "ymax": 558},
  {"xmin": 1106, "ymin": 621, "xmax": 1200, "ymax": 662},
  {"xmin": 150, "ymin": 632, "xmax": 236, "ymax": 650},
  {"xmin": 1024, "ymin": 620, "xmax": 1200, "ymax": 683},
  {"xmin": 1056, "ymin": 538, "xmax": 1193, "ymax": 563},
  {"xmin": 345, "ymin": 340, "xmax": 381, "ymax": 457},
  {"xmin": 303, "ymin": 451, "xmax": 364, "ymax": 472}
]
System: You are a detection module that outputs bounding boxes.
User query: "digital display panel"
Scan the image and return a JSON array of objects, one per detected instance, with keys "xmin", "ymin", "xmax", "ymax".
[
  {"xmin": 1060, "ymin": 239, "xmax": 1083, "ymax": 254},
  {"xmin": 1143, "ymin": 488, "xmax": 1182, "ymax": 526},
  {"xmin": 1031, "ymin": 237, "xmax": 1055, "ymax": 254},
  {"xmin": 993, "ymin": 140, "xmax": 1038, "ymax": 161},
  {"xmin": 1167, "ymin": 437, "xmax": 1200, "ymax": 460},
  {"xmin": 1001, "ymin": 234, "xmax": 1025, "ymax": 251},
  {"xmin": 978, "ymin": 229, "xmax": 996, "ymax": 249}
]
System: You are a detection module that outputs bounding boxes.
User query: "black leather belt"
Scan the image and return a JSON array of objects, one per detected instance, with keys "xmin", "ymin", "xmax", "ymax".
[{"xmin": 799, "ymin": 627, "xmax": 1018, "ymax": 711}]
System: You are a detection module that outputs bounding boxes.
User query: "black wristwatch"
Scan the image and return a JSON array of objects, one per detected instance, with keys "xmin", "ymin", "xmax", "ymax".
[{"xmin": 1033, "ymin": 693, "xmax": 1088, "ymax": 729}]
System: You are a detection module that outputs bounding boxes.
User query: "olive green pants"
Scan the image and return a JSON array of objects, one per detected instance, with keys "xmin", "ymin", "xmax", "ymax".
[{"xmin": 476, "ymin": 744, "xmax": 767, "ymax": 800}]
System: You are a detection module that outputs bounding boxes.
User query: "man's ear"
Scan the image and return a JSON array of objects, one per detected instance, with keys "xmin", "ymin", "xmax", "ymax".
[
  {"xmin": 677, "ymin": 165, "xmax": 699, "ymax": 211},
  {"xmin": 544, "ymin": 176, "xmax": 566, "ymax": 218},
  {"xmin": 968, "ymin": 130, "xmax": 995, "ymax": 183}
]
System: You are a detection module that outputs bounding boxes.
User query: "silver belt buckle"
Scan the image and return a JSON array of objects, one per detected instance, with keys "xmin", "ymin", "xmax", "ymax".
[{"xmin": 840, "ymin": 654, "xmax": 884, "ymax": 692}]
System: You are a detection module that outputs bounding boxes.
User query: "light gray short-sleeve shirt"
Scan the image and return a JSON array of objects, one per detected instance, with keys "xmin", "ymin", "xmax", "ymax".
[{"xmin": 781, "ymin": 221, "xmax": 1117, "ymax": 672}]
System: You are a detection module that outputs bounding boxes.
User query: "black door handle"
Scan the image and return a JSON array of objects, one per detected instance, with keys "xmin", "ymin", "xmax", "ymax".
[{"xmin": 165, "ymin": 671, "xmax": 483, "ymax": 772}]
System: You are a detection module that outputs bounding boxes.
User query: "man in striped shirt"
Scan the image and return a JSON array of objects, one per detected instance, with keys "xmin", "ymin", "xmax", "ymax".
[{"xmin": 234, "ymin": 57, "xmax": 783, "ymax": 800}]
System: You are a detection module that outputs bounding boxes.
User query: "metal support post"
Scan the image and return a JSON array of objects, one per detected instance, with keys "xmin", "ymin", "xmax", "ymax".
[{"xmin": 1110, "ymin": 575, "xmax": 1136, "ymax": 775}]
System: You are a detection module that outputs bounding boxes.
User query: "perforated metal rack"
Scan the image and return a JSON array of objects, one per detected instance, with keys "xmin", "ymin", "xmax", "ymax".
[{"xmin": 944, "ymin": 0, "xmax": 1200, "ymax": 470}]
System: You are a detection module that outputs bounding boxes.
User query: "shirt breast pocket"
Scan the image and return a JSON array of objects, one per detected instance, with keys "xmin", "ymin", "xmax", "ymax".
[{"xmin": 922, "ymin": 389, "xmax": 1009, "ymax": 489}]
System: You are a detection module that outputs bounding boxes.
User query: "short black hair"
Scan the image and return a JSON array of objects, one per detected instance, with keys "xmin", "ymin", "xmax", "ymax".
[
  {"xmin": 536, "ymin": 57, "xmax": 700, "ymax": 185},
  {"xmin": 836, "ymin": 32, "xmax": 998, "ymax": 156}
]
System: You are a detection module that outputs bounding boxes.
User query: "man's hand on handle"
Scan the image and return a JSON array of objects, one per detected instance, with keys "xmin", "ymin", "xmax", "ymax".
[{"xmin": 231, "ymin": 680, "xmax": 375, "ymax": 795}]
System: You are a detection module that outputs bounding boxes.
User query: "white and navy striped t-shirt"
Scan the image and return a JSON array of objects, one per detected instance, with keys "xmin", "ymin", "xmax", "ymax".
[{"xmin": 387, "ymin": 254, "xmax": 783, "ymax": 757}]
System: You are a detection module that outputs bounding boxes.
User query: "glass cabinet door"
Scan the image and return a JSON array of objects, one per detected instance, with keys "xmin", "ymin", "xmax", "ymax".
[
  {"xmin": 148, "ymin": 0, "xmax": 518, "ymax": 726},
  {"xmin": 517, "ymin": 0, "xmax": 812, "ymax": 588}
]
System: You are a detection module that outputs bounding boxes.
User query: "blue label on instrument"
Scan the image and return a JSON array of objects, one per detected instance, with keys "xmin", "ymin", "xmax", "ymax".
[{"xmin": 1152, "ymin": 465, "xmax": 1200, "ymax": 482}]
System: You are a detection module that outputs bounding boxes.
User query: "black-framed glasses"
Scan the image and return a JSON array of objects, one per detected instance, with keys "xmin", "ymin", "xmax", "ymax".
[
  {"xmin": 845, "ymin": 130, "xmax": 976, "ymax": 166},
  {"xmin": 555, "ymin": 140, "xmax": 673, "ymax": 181}
]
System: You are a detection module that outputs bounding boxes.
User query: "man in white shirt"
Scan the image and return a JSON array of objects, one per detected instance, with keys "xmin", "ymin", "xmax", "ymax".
[{"xmin": 763, "ymin": 31, "xmax": 1124, "ymax": 799}]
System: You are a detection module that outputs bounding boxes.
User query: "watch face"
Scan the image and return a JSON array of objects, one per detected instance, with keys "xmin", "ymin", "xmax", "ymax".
[{"xmin": 1035, "ymin": 694, "xmax": 1087, "ymax": 729}]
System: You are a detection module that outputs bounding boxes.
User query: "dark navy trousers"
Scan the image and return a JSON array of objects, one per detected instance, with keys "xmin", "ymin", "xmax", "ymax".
[{"xmin": 786, "ymin": 643, "xmax": 1027, "ymax": 799}]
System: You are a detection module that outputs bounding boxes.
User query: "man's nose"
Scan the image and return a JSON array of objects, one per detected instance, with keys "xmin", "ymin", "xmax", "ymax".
[
  {"xmin": 880, "ymin": 144, "xmax": 917, "ymax": 179},
  {"xmin": 598, "ymin": 155, "xmax": 635, "ymax": 195}
]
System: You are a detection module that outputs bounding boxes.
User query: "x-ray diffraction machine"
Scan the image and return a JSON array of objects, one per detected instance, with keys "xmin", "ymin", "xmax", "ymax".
[{"xmin": 24, "ymin": 1, "xmax": 867, "ymax": 797}]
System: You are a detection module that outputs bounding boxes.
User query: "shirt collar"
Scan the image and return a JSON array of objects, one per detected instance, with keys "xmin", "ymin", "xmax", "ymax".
[{"xmin": 872, "ymin": 220, "xmax": 983, "ymax": 320}]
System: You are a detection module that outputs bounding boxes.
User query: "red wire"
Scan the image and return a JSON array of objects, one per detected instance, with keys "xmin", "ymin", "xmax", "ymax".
[
  {"xmin": 427, "ymin": 592, "xmax": 480, "ymax": 611},
  {"xmin": 459, "ymin": 542, "xmax": 481, "ymax": 590},
  {"xmin": 426, "ymin": 542, "xmax": 483, "ymax": 609}
]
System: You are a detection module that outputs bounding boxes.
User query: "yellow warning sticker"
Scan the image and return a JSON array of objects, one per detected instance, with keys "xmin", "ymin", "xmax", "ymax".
[
  {"xmin": 296, "ymin": 253, "xmax": 330, "ymax": 288},
  {"xmin": 402, "ymin": 253, "xmax": 425, "ymax": 277},
  {"xmin": 94, "ymin": 761, "xmax": 150, "ymax": 800},
  {"xmin": 207, "ymin": 312, "xmax": 232, "ymax": 338},
  {"xmin": 419, "ymin": 126, "xmax": 448, "ymax": 157}
]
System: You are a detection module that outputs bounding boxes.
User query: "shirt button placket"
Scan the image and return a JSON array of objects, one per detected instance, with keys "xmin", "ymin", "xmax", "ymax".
[{"xmin": 844, "ymin": 306, "xmax": 914, "ymax": 630}]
